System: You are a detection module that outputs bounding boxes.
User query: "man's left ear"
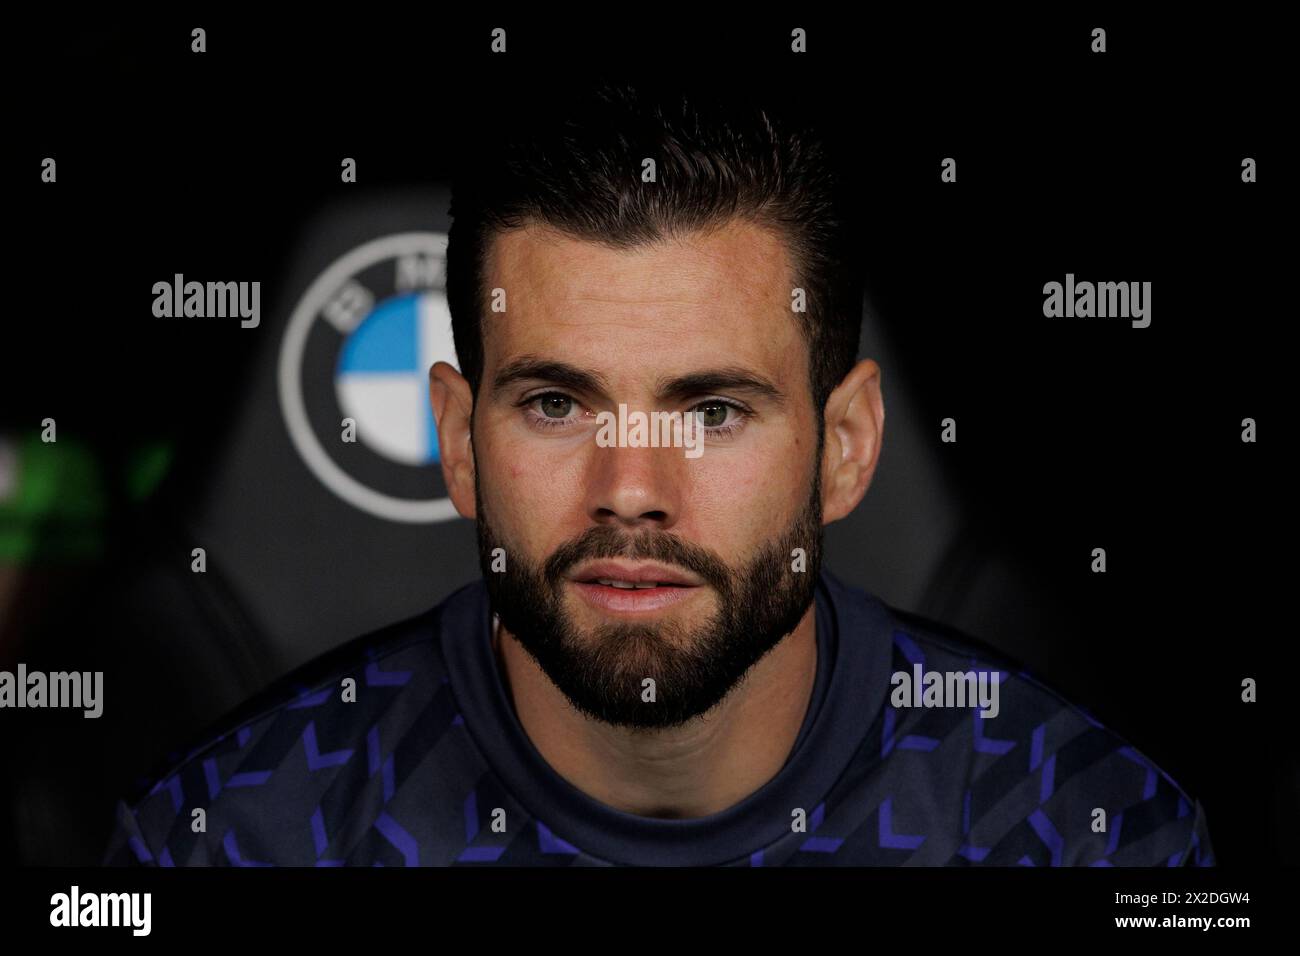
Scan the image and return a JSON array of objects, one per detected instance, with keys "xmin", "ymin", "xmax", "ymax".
[{"xmin": 820, "ymin": 358, "xmax": 884, "ymax": 524}]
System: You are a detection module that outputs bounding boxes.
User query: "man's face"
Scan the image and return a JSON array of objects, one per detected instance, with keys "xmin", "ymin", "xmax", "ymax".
[{"xmin": 473, "ymin": 219, "xmax": 825, "ymax": 729}]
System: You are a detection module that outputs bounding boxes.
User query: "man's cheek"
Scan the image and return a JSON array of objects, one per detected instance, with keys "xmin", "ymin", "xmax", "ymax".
[{"xmin": 693, "ymin": 468, "xmax": 766, "ymax": 516}]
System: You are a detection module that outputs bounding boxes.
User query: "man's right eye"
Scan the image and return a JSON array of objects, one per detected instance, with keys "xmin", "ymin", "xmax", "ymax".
[{"xmin": 536, "ymin": 393, "xmax": 574, "ymax": 418}]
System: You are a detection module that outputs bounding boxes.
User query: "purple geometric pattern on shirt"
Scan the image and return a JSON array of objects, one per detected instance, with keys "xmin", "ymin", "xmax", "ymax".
[
  {"xmin": 1039, "ymin": 754, "xmax": 1056, "ymax": 804},
  {"xmin": 1180, "ymin": 836, "xmax": 1210, "ymax": 867},
  {"xmin": 458, "ymin": 846, "xmax": 506, "ymax": 862},
  {"xmin": 309, "ymin": 809, "xmax": 345, "ymax": 866},
  {"xmin": 375, "ymin": 812, "xmax": 418, "ymax": 866},
  {"xmin": 149, "ymin": 775, "xmax": 183, "ymax": 814},
  {"xmin": 196, "ymin": 723, "xmax": 273, "ymax": 796},
  {"xmin": 366, "ymin": 661, "xmax": 412, "ymax": 687},
  {"xmin": 1104, "ymin": 810, "xmax": 1123, "ymax": 856},
  {"xmin": 808, "ymin": 802, "xmax": 825, "ymax": 830},
  {"xmin": 892, "ymin": 630, "xmax": 925, "ymax": 665},
  {"xmin": 882, "ymin": 708, "xmax": 899, "ymax": 756},
  {"xmin": 881, "ymin": 708, "xmax": 940, "ymax": 756},
  {"xmin": 311, "ymin": 806, "xmax": 328, "ymax": 857},
  {"xmin": 1030, "ymin": 724, "xmax": 1045, "ymax": 770},
  {"xmin": 537, "ymin": 821, "xmax": 580, "ymax": 854},
  {"xmin": 973, "ymin": 709, "xmax": 1015, "ymax": 755},
  {"xmin": 957, "ymin": 843, "xmax": 990, "ymax": 862},
  {"xmin": 878, "ymin": 797, "xmax": 925, "ymax": 850},
  {"xmin": 455, "ymin": 790, "xmax": 506, "ymax": 862},
  {"xmin": 1030, "ymin": 724, "xmax": 1057, "ymax": 803},
  {"xmin": 1117, "ymin": 746, "xmax": 1158, "ymax": 800},
  {"xmin": 801, "ymin": 836, "xmax": 845, "ymax": 852},
  {"xmin": 1076, "ymin": 705, "xmax": 1105, "ymax": 730},
  {"xmin": 1191, "ymin": 830, "xmax": 1212, "ymax": 865},
  {"xmin": 304, "ymin": 720, "xmax": 354, "ymax": 771},
  {"xmin": 227, "ymin": 770, "xmax": 273, "ymax": 788},
  {"xmin": 461, "ymin": 790, "xmax": 479, "ymax": 844},
  {"xmin": 129, "ymin": 835, "xmax": 152, "ymax": 864},
  {"xmin": 223, "ymin": 830, "xmax": 272, "ymax": 867},
  {"xmin": 966, "ymin": 659, "xmax": 1013, "ymax": 753},
  {"xmin": 1028, "ymin": 809, "xmax": 1063, "ymax": 866},
  {"xmin": 957, "ymin": 789, "xmax": 990, "ymax": 861},
  {"xmin": 798, "ymin": 802, "xmax": 843, "ymax": 852},
  {"xmin": 203, "ymin": 758, "xmax": 222, "ymax": 800},
  {"xmin": 367, "ymin": 726, "xmax": 381, "ymax": 776},
  {"xmin": 286, "ymin": 687, "xmax": 332, "ymax": 709}
]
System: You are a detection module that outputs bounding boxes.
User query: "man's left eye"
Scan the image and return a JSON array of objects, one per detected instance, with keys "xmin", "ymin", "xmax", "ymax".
[{"xmin": 693, "ymin": 401, "xmax": 731, "ymax": 428}]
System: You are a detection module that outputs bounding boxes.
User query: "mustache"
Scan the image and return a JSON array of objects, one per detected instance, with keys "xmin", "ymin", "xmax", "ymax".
[{"xmin": 543, "ymin": 525, "xmax": 732, "ymax": 594}]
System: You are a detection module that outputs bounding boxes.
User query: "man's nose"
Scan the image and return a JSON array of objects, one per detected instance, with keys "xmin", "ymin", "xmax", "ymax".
[{"xmin": 585, "ymin": 435, "xmax": 685, "ymax": 531}]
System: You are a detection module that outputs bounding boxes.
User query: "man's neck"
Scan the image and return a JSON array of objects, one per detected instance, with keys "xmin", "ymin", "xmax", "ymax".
[{"xmin": 492, "ymin": 606, "xmax": 818, "ymax": 819}]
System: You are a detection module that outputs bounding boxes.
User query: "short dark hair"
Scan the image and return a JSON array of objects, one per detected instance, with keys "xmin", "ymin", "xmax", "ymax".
[{"xmin": 445, "ymin": 79, "xmax": 864, "ymax": 419}]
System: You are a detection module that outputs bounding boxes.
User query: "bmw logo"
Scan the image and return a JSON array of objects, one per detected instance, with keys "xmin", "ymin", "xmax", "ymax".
[{"xmin": 278, "ymin": 232, "xmax": 462, "ymax": 523}]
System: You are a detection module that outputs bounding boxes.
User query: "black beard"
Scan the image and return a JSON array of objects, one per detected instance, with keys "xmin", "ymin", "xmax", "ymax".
[{"xmin": 475, "ymin": 464, "xmax": 824, "ymax": 730}]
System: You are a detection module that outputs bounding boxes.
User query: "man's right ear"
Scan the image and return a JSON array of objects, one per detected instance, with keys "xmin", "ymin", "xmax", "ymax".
[{"xmin": 428, "ymin": 361, "xmax": 477, "ymax": 520}]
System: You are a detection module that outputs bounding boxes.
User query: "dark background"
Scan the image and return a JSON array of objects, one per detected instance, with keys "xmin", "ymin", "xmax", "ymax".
[{"xmin": 1, "ymin": 12, "xmax": 1291, "ymax": 868}]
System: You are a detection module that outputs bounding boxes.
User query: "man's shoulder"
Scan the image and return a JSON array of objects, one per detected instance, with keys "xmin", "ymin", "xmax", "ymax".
[
  {"xmin": 822, "ymin": 569, "xmax": 1214, "ymax": 865},
  {"xmin": 160, "ymin": 599, "xmax": 454, "ymax": 778},
  {"xmin": 825, "ymin": 568, "xmax": 1184, "ymax": 774},
  {"xmin": 102, "ymin": 579, "xmax": 487, "ymax": 865}
]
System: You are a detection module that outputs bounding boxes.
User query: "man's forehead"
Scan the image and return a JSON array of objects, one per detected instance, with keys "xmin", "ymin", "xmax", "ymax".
[{"xmin": 482, "ymin": 219, "xmax": 803, "ymax": 384}]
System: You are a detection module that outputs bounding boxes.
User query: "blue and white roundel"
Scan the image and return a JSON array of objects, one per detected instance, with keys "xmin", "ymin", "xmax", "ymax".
[
  {"xmin": 335, "ymin": 291, "xmax": 459, "ymax": 466},
  {"xmin": 279, "ymin": 231, "xmax": 461, "ymax": 524}
]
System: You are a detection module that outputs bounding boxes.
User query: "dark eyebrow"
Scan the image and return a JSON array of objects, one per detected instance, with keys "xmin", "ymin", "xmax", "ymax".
[
  {"xmin": 656, "ymin": 368, "xmax": 786, "ymax": 407},
  {"xmin": 492, "ymin": 358, "xmax": 611, "ymax": 396},
  {"xmin": 492, "ymin": 356, "xmax": 785, "ymax": 406}
]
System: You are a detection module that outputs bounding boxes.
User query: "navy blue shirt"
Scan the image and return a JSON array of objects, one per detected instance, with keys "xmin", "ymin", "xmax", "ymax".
[{"xmin": 102, "ymin": 568, "xmax": 1213, "ymax": 866}]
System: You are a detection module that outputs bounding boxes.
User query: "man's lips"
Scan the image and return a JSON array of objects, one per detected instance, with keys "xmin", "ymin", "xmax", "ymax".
[
  {"xmin": 566, "ymin": 561, "xmax": 703, "ymax": 613},
  {"xmin": 567, "ymin": 560, "xmax": 702, "ymax": 588}
]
